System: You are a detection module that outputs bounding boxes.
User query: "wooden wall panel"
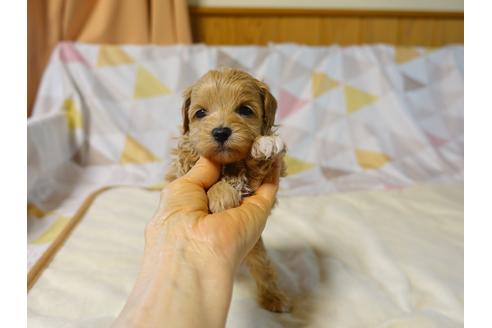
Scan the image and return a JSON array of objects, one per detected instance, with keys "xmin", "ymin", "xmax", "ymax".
[{"xmin": 190, "ymin": 7, "xmax": 464, "ymax": 46}]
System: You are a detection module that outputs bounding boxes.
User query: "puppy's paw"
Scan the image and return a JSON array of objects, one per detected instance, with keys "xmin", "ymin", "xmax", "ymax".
[
  {"xmin": 207, "ymin": 180, "xmax": 241, "ymax": 213},
  {"xmin": 259, "ymin": 290, "xmax": 292, "ymax": 313},
  {"xmin": 251, "ymin": 135, "xmax": 286, "ymax": 161}
]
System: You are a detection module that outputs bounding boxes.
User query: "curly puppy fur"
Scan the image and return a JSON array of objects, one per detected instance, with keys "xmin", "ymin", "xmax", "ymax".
[{"xmin": 166, "ymin": 68, "xmax": 290, "ymax": 312}]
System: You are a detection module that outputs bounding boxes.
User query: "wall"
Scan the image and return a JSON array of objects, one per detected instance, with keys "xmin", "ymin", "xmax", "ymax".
[{"xmin": 188, "ymin": 0, "xmax": 464, "ymax": 12}]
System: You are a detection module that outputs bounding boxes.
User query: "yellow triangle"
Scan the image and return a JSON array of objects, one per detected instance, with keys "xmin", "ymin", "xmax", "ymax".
[
  {"xmin": 120, "ymin": 135, "xmax": 160, "ymax": 164},
  {"xmin": 344, "ymin": 86, "xmax": 378, "ymax": 113},
  {"xmin": 31, "ymin": 216, "xmax": 69, "ymax": 244},
  {"xmin": 96, "ymin": 46, "xmax": 135, "ymax": 67},
  {"xmin": 63, "ymin": 98, "xmax": 82, "ymax": 130},
  {"xmin": 311, "ymin": 72, "xmax": 339, "ymax": 98},
  {"xmin": 134, "ymin": 66, "xmax": 171, "ymax": 98},
  {"xmin": 284, "ymin": 155, "xmax": 316, "ymax": 176},
  {"xmin": 355, "ymin": 149, "xmax": 391, "ymax": 170},
  {"xmin": 395, "ymin": 47, "xmax": 421, "ymax": 64}
]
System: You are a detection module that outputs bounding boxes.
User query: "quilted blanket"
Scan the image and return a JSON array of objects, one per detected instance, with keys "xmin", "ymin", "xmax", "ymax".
[
  {"xmin": 27, "ymin": 43, "xmax": 464, "ymax": 275},
  {"xmin": 27, "ymin": 184, "xmax": 464, "ymax": 327}
]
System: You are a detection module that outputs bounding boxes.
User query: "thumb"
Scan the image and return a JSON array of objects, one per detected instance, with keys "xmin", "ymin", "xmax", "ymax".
[
  {"xmin": 182, "ymin": 156, "xmax": 221, "ymax": 189},
  {"xmin": 216, "ymin": 160, "xmax": 281, "ymax": 239}
]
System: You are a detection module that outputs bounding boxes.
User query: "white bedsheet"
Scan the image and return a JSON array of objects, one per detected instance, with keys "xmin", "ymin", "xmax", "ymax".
[
  {"xmin": 27, "ymin": 43, "xmax": 464, "ymax": 273},
  {"xmin": 27, "ymin": 183, "xmax": 463, "ymax": 327}
]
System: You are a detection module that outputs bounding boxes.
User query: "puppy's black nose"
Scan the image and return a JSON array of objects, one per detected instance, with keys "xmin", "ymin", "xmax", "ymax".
[{"xmin": 212, "ymin": 127, "xmax": 232, "ymax": 143}]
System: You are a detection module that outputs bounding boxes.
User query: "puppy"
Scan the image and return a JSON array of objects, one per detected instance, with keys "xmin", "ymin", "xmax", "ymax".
[{"xmin": 166, "ymin": 68, "xmax": 290, "ymax": 313}]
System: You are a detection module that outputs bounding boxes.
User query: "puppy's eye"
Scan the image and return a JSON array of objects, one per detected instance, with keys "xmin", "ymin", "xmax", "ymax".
[
  {"xmin": 195, "ymin": 109, "xmax": 207, "ymax": 119},
  {"xmin": 237, "ymin": 105, "xmax": 254, "ymax": 117}
]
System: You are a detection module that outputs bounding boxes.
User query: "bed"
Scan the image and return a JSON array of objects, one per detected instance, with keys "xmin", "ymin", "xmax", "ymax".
[{"xmin": 27, "ymin": 43, "xmax": 463, "ymax": 327}]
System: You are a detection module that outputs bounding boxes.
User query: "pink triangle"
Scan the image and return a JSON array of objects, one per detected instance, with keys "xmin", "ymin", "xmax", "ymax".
[
  {"xmin": 59, "ymin": 42, "xmax": 87, "ymax": 65},
  {"xmin": 277, "ymin": 89, "xmax": 309, "ymax": 120},
  {"xmin": 426, "ymin": 132, "xmax": 449, "ymax": 147},
  {"xmin": 384, "ymin": 183, "xmax": 404, "ymax": 190}
]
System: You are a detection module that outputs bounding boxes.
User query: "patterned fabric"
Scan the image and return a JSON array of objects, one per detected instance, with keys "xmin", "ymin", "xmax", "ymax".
[{"xmin": 27, "ymin": 42, "xmax": 464, "ymax": 274}]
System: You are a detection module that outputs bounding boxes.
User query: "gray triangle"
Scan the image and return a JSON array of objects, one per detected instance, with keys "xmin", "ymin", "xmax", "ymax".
[
  {"xmin": 91, "ymin": 77, "xmax": 120, "ymax": 101},
  {"xmin": 217, "ymin": 50, "xmax": 248, "ymax": 70},
  {"xmin": 321, "ymin": 166, "xmax": 351, "ymax": 179},
  {"xmin": 73, "ymin": 144, "xmax": 114, "ymax": 166},
  {"xmin": 176, "ymin": 62, "xmax": 202, "ymax": 91},
  {"xmin": 279, "ymin": 53, "xmax": 311, "ymax": 82},
  {"xmin": 342, "ymin": 54, "xmax": 372, "ymax": 80},
  {"xmin": 278, "ymin": 125, "xmax": 311, "ymax": 145},
  {"xmin": 389, "ymin": 132, "xmax": 426, "ymax": 158},
  {"xmin": 315, "ymin": 138, "xmax": 349, "ymax": 162},
  {"xmin": 251, "ymin": 48, "xmax": 270, "ymax": 68},
  {"xmin": 403, "ymin": 74, "xmax": 425, "ymax": 91}
]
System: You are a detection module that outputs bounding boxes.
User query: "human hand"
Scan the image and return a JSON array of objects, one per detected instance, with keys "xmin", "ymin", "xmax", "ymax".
[
  {"xmin": 144, "ymin": 156, "xmax": 280, "ymax": 273},
  {"xmin": 113, "ymin": 157, "xmax": 280, "ymax": 328}
]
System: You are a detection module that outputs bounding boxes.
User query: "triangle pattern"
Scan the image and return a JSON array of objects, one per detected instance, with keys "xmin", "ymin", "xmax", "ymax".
[
  {"xmin": 217, "ymin": 50, "xmax": 248, "ymax": 70},
  {"xmin": 400, "ymin": 58, "xmax": 429, "ymax": 85},
  {"xmin": 279, "ymin": 126, "xmax": 312, "ymax": 148},
  {"xmin": 343, "ymin": 54, "xmax": 372, "ymax": 80},
  {"xmin": 120, "ymin": 135, "xmax": 160, "ymax": 164},
  {"xmin": 59, "ymin": 42, "xmax": 87, "ymax": 65},
  {"xmin": 91, "ymin": 76, "xmax": 120, "ymax": 101},
  {"xmin": 280, "ymin": 54, "xmax": 312, "ymax": 82},
  {"xmin": 31, "ymin": 216, "xmax": 69, "ymax": 244},
  {"xmin": 277, "ymin": 88, "xmax": 309, "ymax": 120},
  {"xmin": 426, "ymin": 132, "xmax": 449, "ymax": 147},
  {"xmin": 427, "ymin": 60, "xmax": 454, "ymax": 84},
  {"xmin": 73, "ymin": 144, "xmax": 114, "ymax": 166},
  {"xmin": 344, "ymin": 85, "xmax": 378, "ymax": 113},
  {"xmin": 63, "ymin": 98, "xmax": 83, "ymax": 130},
  {"xmin": 314, "ymin": 137, "xmax": 349, "ymax": 162},
  {"xmin": 347, "ymin": 66, "xmax": 391, "ymax": 97},
  {"xmin": 176, "ymin": 62, "xmax": 202, "ymax": 92},
  {"xmin": 218, "ymin": 47, "xmax": 264, "ymax": 70},
  {"xmin": 134, "ymin": 66, "xmax": 172, "ymax": 99},
  {"xmin": 389, "ymin": 132, "xmax": 426, "ymax": 158},
  {"xmin": 395, "ymin": 47, "xmax": 421, "ymax": 64},
  {"xmin": 97, "ymin": 46, "xmax": 135, "ymax": 67},
  {"xmin": 284, "ymin": 155, "xmax": 316, "ymax": 176},
  {"xmin": 355, "ymin": 149, "xmax": 391, "ymax": 170},
  {"xmin": 321, "ymin": 166, "xmax": 351, "ymax": 179},
  {"xmin": 311, "ymin": 72, "xmax": 339, "ymax": 98},
  {"xmin": 317, "ymin": 50, "xmax": 343, "ymax": 81},
  {"xmin": 403, "ymin": 74, "xmax": 425, "ymax": 92}
]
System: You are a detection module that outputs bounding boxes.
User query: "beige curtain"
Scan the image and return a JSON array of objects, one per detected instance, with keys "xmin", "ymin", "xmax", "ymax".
[{"xmin": 28, "ymin": 0, "xmax": 192, "ymax": 116}]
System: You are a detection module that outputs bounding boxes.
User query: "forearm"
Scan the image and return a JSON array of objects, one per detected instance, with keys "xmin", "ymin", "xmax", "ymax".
[{"xmin": 113, "ymin": 246, "xmax": 235, "ymax": 328}]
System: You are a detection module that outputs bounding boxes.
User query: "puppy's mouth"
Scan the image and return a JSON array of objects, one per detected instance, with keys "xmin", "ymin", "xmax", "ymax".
[
  {"xmin": 205, "ymin": 142, "xmax": 245, "ymax": 164},
  {"xmin": 215, "ymin": 143, "xmax": 233, "ymax": 153}
]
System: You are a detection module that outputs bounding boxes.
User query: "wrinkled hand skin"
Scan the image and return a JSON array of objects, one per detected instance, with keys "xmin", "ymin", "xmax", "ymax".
[{"xmin": 250, "ymin": 135, "xmax": 286, "ymax": 161}]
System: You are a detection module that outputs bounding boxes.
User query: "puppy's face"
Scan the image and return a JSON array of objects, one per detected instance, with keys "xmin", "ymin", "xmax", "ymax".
[{"xmin": 181, "ymin": 69, "xmax": 277, "ymax": 164}]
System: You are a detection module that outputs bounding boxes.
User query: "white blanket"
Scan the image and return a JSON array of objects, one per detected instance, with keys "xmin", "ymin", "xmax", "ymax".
[
  {"xmin": 27, "ymin": 43, "xmax": 464, "ymax": 273},
  {"xmin": 28, "ymin": 183, "xmax": 463, "ymax": 327}
]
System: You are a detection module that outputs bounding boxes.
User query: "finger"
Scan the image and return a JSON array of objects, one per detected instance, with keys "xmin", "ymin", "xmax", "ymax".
[
  {"xmin": 181, "ymin": 156, "xmax": 221, "ymax": 189},
  {"xmin": 213, "ymin": 161, "xmax": 280, "ymax": 239}
]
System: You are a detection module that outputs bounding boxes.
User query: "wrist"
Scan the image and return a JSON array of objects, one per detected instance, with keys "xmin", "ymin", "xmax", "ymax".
[{"xmin": 115, "ymin": 242, "xmax": 235, "ymax": 328}]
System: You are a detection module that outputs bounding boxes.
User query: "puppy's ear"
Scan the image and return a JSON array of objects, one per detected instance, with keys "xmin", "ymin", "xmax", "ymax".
[
  {"xmin": 181, "ymin": 87, "xmax": 192, "ymax": 134},
  {"xmin": 257, "ymin": 80, "xmax": 277, "ymax": 135}
]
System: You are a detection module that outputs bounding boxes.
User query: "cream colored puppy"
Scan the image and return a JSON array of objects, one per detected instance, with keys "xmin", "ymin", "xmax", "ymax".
[{"xmin": 166, "ymin": 68, "xmax": 290, "ymax": 312}]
